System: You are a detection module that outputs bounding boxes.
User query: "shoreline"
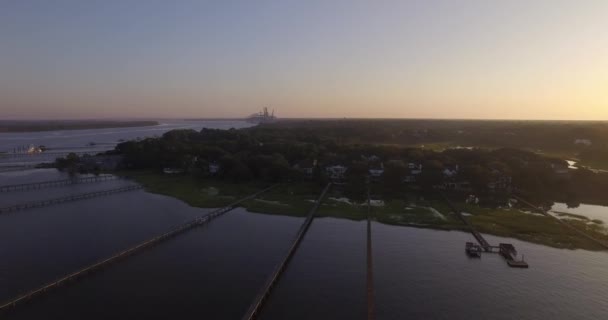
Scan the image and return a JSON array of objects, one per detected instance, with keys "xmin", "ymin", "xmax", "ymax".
[{"xmin": 122, "ymin": 171, "xmax": 608, "ymax": 251}]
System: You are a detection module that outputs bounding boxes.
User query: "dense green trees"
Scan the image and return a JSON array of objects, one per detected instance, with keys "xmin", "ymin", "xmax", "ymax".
[{"xmin": 98, "ymin": 124, "xmax": 608, "ymax": 205}]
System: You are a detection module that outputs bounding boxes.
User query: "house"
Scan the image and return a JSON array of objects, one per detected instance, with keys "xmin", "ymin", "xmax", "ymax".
[
  {"xmin": 361, "ymin": 155, "xmax": 380, "ymax": 162},
  {"xmin": 549, "ymin": 162, "xmax": 571, "ymax": 180},
  {"xmin": 369, "ymin": 168, "xmax": 384, "ymax": 178},
  {"xmin": 407, "ymin": 163, "xmax": 423, "ymax": 175},
  {"xmin": 443, "ymin": 165, "xmax": 459, "ymax": 178},
  {"xmin": 326, "ymin": 165, "xmax": 348, "ymax": 180},
  {"xmin": 163, "ymin": 167, "xmax": 183, "ymax": 174},
  {"xmin": 403, "ymin": 175, "xmax": 416, "ymax": 183},
  {"xmin": 574, "ymin": 139, "xmax": 592, "ymax": 146},
  {"xmin": 550, "ymin": 162, "xmax": 569, "ymax": 175},
  {"xmin": 294, "ymin": 159, "xmax": 317, "ymax": 177},
  {"xmin": 466, "ymin": 195, "xmax": 480, "ymax": 204},
  {"xmin": 208, "ymin": 162, "xmax": 220, "ymax": 175},
  {"xmin": 437, "ymin": 180, "xmax": 471, "ymax": 191},
  {"xmin": 487, "ymin": 171, "xmax": 512, "ymax": 192},
  {"xmin": 368, "ymin": 163, "xmax": 384, "ymax": 179}
]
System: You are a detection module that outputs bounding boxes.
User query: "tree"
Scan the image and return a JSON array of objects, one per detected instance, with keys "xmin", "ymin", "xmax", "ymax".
[{"xmin": 382, "ymin": 160, "xmax": 407, "ymax": 188}]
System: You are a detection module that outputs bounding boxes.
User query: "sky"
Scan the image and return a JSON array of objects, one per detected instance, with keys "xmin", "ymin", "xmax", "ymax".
[{"xmin": 1, "ymin": 0, "xmax": 607, "ymax": 120}]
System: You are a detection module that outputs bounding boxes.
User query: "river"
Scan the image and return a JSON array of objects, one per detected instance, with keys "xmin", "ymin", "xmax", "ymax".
[
  {"xmin": 2, "ymin": 169, "xmax": 608, "ymax": 319},
  {"xmin": 2, "ymin": 124, "xmax": 608, "ymax": 319},
  {"xmin": 552, "ymin": 202, "xmax": 608, "ymax": 225},
  {"xmin": 0, "ymin": 120, "xmax": 252, "ymax": 167}
]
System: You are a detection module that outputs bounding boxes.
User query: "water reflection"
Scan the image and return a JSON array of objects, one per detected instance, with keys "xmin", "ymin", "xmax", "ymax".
[{"xmin": 2, "ymin": 170, "xmax": 608, "ymax": 319}]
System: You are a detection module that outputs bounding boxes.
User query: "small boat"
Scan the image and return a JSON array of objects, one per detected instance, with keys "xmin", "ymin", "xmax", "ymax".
[{"xmin": 465, "ymin": 242, "xmax": 482, "ymax": 258}]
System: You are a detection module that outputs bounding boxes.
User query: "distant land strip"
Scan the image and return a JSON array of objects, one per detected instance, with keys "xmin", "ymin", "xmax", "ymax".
[{"xmin": 0, "ymin": 120, "xmax": 159, "ymax": 133}]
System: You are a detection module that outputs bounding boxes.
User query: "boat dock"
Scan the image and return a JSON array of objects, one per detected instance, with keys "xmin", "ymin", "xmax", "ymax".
[
  {"xmin": 0, "ymin": 185, "xmax": 142, "ymax": 215},
  {"xmin": 241, "ymin": 183, "xmax": 332, "ymax": 320},
  {"xmin": 0, "ymin": 175, "xmax": 118, "ymax": 192},
  {"xmin": 441, "ymin": 193, "xmax": 528, "ymax": 268},
  {"xmin": 0, "ymin": 151, "xmax": 106, "ymax": 159},
  {"xmin": 366, "ymin": 188, "xmax": 376, "ymax": 320},
  {"xmin": 0, "ymin": 185, "xmax": 277, "ymax": 313}
]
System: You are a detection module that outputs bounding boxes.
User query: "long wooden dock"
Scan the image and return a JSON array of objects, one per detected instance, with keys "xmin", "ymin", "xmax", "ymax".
[
  {"xmin": 0, "ymin": 165, "xmax": 38, "ymax": 173},
  {"xmin": 0, "ymin": 175, "xmax": 118, "ymax": 193},
  {"xmin": 514, "ymin": 195, "xmax": 608, "ymax": 250},
  {"xmin": 0, "ymin": 185, "xmax": 142, "ymax": 215},
  {"xmin": 0, "ymin": 151, "xmax": 105, "ymax": 159},
  {"xmin": 0, "ymin": 185, "xmax": 277, "ymax": 313},
  {"xmin": 441, "ymin": 194, "xmax": 491, "ymax": 251},
  {"xmin": 241, "ymin": 183, "xmax": 332, "ymax": 320},
  {"xmin": 366, "ymin": 188, "xmax": 376, "ymax": 320}
]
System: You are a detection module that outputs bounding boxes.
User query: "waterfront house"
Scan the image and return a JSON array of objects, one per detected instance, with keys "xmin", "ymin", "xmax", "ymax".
[
  {"xmin": 163, "ymin": 167, "xmax": 183, "ymax": 174},
  {"xmin": 368, "ymin": 163, "xmax": 384, "ymax": 179},
  {"xmin": 294, "ymin": 159, "xmax": 317, "ymax": 178},
  {"xmin": 487, "ymin": 170, "xmax": 512, "ymax": 192},
  {"xmin": 574, "ymin": 139, "xmax": 592, "ymax": 146},
  {"xmin": 550, "ymin": 162, "xmax": 569, "ymax": 175},
  {"xmin": 443, "ymin": 165, "xmax": 459, "ymax": 178},
  {"xmin": 208, "ymin": 162, "xmax": 220, "ymax": 175},
  {"xmin": 403, "ymin": 175, "xmax": 416, "ymax": 183},
  {"xmin": 407, "ymin": 163, "xmax": 423, "ymax": 175},
  {"xmin": 325, "ymin": 164, "xmax": 348, "ymax": 180}
]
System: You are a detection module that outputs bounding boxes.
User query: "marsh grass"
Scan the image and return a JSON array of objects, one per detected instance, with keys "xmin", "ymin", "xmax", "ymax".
[{"xmin": 125, "ymin": 171, "xmax": 608, "ymax": 250}]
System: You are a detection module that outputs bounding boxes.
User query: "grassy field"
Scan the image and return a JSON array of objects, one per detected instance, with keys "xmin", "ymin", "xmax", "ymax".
[
  {"xmin": 241, "ymin": 183, "xmax": 324, "ymax": 217},
  {"xmin": 122, "ymin": 171, "xmax": 267, "ymax": 208},
  {"xmin": 124, "ymin": 171, "xmax": 608, "ymax": 251},
  {"xmin": 466, "ymin": 207, "xmax": 608, "ymax": 250}
]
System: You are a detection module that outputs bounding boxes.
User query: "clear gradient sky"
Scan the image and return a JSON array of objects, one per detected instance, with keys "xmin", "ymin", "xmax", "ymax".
[{"xmin": 1, "ymin": 0, "xmax": 607, "ymax": 120}]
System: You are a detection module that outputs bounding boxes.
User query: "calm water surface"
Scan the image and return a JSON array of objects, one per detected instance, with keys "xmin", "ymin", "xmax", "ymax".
[
  {"xmin": 1, "ymin": 170, "xmax": 608, "ymax": 319},
  {"xmin": 0, "ymin": 120, "xmax": 251, "ymax": 151},
  {"xmin": 0, "ymin": 120, "xmax": 252, "ymax": 167},
  {"xmin": 552, "ymin": 202, "xmax": 608, "ymax": 224}
]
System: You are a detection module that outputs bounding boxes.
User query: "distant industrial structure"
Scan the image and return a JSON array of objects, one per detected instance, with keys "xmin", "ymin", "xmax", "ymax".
[{"xmin": 247, "ymin": 107, "xmax": 277, "ymax": 124}]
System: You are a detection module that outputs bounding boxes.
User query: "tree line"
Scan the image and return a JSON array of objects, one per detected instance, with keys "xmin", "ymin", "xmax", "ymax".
[{"xmin": 86, "ymin": 126, "xmax": 608, "ymax": 207}]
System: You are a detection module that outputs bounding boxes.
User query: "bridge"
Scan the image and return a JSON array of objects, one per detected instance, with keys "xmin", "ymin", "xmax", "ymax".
[
  {"xmin": 0, "ymin": 175, "xmax": 118, "ymax": 192},
  {"xmin": 241, "ymin": 183, "xmax": 332, "ymax": 320},
  {"xmin": 0, "ymin": 185, "xmax": 278, "ymax": 313}
]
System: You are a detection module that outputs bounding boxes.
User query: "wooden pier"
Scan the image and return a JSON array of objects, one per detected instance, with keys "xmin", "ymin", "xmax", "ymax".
[
  {"xmin": 241, "ymin": 183, "xmax": 332, "ymax": 320},
  {"xmin": 0, "ymin": 185, "xmax": 142, "ymax": 215},
  {"xmin": 366, "ymin": 188, "xmax": 376, "ymax": 320},
  {"xmin": 0, "ymin": 151, "xmax": 105, "ymax": 159},
  {"xmin": 441, "ymin": 193, "xmax": 528, "ymax": 268},
  {"xmin": 0, "ymin": 165, "xmax": 38, "ymax": 173},
  {"xmin": 0, "ymin": 185, "xmax": 277, "ymax": 313},
  {"xmin": 0, "ymin": 175, "xmax": 118, "ymax": 193},
  {"xmin": 441, "ymin": 194, "xmax": 492, "ymax": 250}
]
